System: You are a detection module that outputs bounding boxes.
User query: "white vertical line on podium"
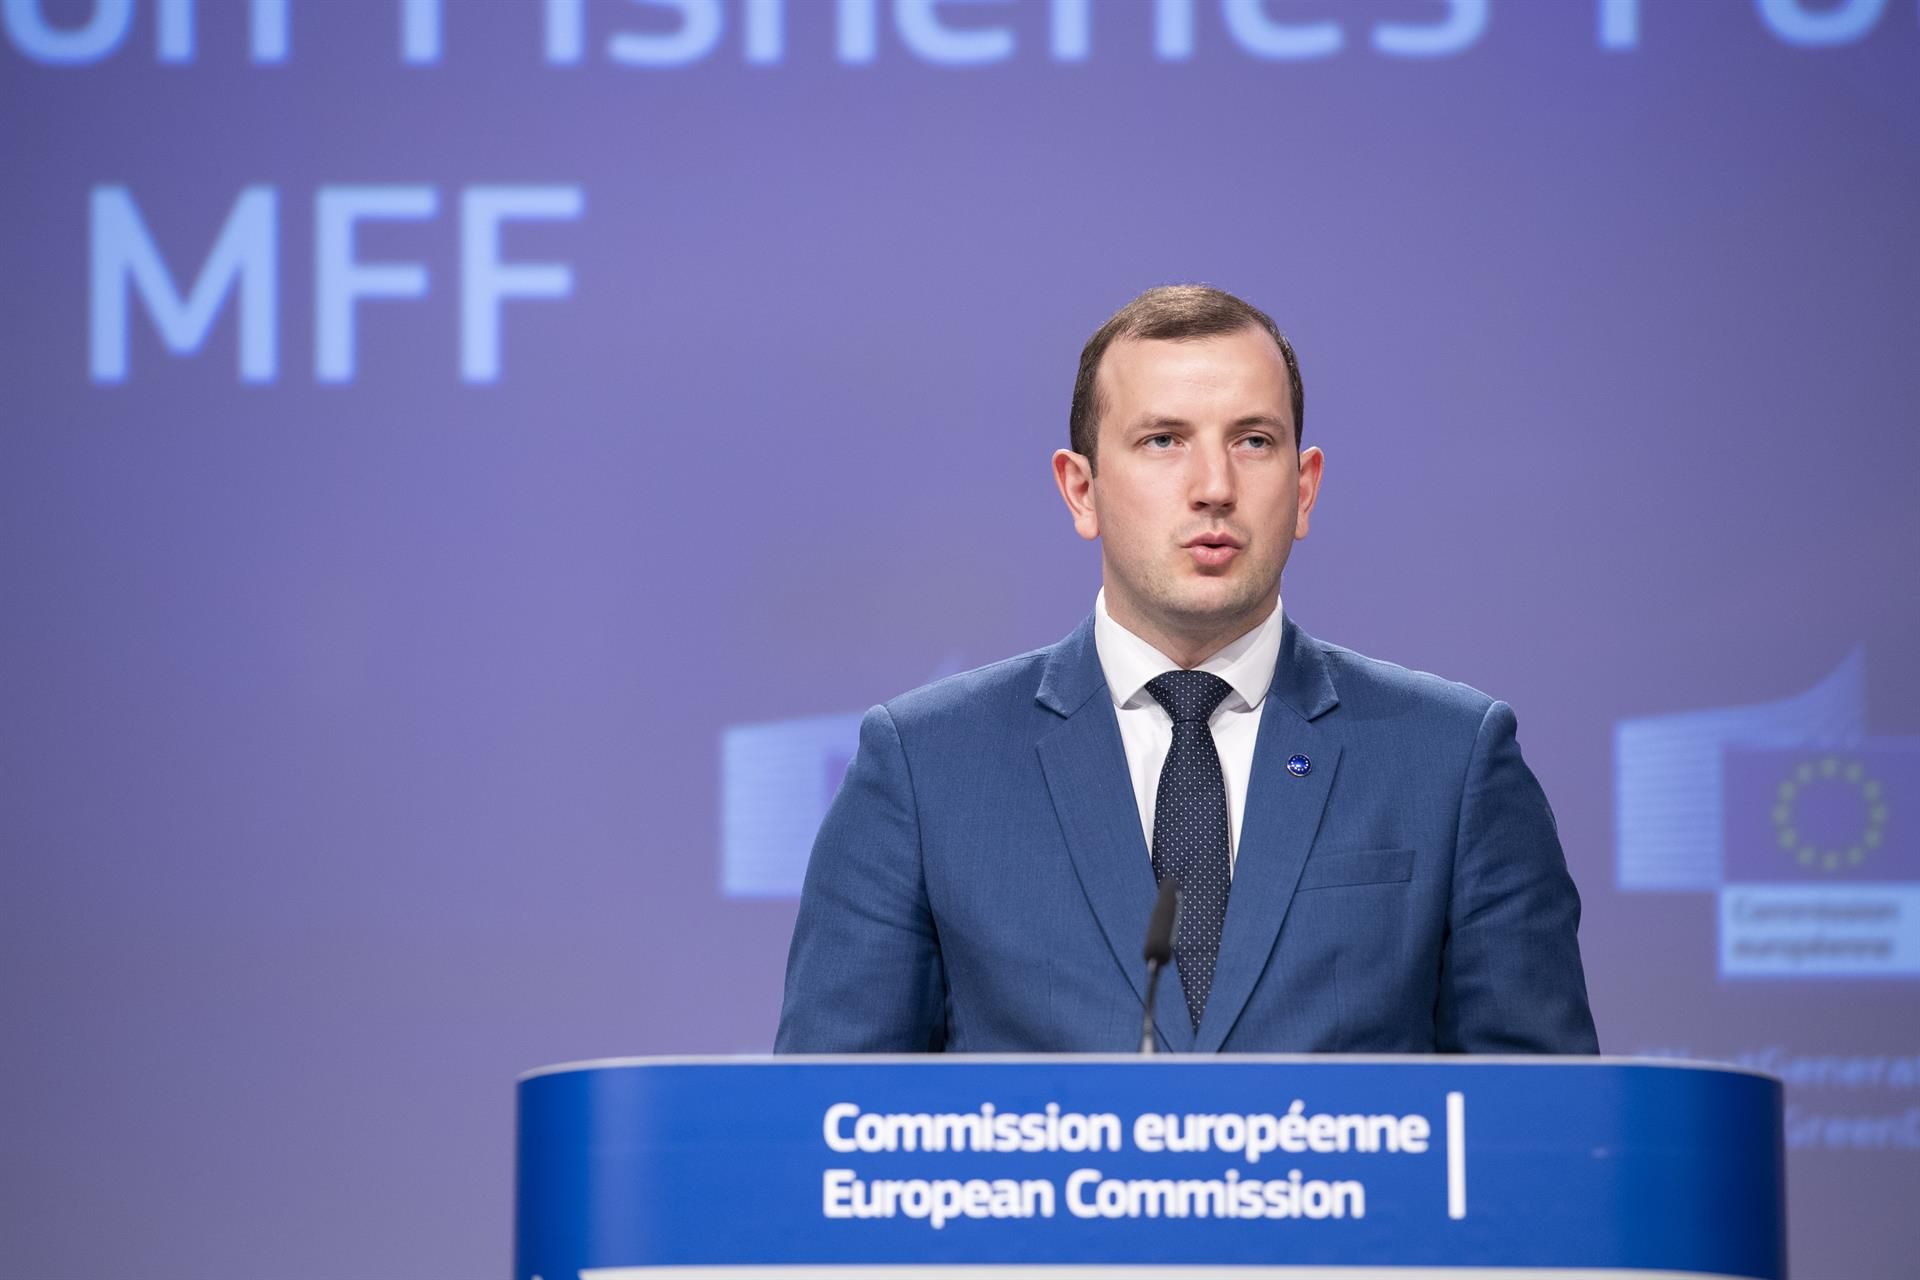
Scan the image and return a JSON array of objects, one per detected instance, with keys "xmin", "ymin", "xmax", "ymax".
[{"xmin": 1445, "ymin": 1090, "xmax": 1466, "ymax": 1219}]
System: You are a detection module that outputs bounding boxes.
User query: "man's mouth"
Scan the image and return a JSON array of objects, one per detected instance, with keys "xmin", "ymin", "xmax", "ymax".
[{"xmin": 1183, "ymin": 532, "xmax": 1244, "ymax": 568}]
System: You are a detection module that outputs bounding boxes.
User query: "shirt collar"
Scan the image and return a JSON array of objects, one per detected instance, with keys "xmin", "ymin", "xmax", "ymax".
[{"xmin": 1093, "ymin": 588, "xmax": 1283, "ymax": 714}]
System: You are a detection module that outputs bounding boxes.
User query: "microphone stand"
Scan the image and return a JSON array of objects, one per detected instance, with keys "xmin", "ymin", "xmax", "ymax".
[{"xmin": 1139, "ymin": 878, "xmax": 1180, "ymax": 1054}]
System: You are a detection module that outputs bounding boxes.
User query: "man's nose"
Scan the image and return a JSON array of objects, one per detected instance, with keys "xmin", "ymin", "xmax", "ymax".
[{"xmin": 1189, "ymin": 440, "xmax": 1236, "ymax": 509}]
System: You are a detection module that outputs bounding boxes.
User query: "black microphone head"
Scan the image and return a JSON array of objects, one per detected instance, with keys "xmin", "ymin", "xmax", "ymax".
[{"xmin": 1144, "ymin": 877, "xmax": 1180, "ymax": 966}]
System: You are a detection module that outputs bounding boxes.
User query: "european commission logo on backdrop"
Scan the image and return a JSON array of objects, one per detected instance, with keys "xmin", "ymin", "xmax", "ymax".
[{"xmin": 1616, "ymin": 650, "xmax": 1919, "ymax": 979}]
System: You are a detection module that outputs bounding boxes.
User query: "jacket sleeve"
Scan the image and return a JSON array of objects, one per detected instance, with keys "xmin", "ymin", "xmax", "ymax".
[
  {"xmin": 774, "ymin": 703, "xmax": 948, "ymax": 1052},
  {"xmin": 1434, "ymin": 700, "xmax": 1600, "ymax": 1054}
]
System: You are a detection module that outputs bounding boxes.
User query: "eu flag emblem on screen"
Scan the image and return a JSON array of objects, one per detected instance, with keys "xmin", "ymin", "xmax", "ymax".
[{"xmin": 1724, "ymin": 747, "xmax": 1909, "ymax": 882}]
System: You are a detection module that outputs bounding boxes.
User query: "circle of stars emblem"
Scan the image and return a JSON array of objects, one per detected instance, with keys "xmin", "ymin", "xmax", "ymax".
[{"xmin": 1773, "ymin": 755, "xmax": 1888, "ymax": 874}]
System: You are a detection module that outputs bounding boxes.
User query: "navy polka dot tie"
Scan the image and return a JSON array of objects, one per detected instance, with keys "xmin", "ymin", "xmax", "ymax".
[{"xmin": 1145, "ymin": 669, "xmax": 1233, "ymax": 1030}]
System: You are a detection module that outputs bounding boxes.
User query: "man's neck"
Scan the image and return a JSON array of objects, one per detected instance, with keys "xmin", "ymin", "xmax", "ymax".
[{"xmin": 1102, "ymin": 593, "xmax": 1279, "ymax": 670}]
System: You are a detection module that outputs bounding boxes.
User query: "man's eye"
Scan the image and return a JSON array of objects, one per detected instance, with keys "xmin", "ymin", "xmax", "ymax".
[
  {"xmin": 1241, "ymin": 434, "xmax": 1274, "ymax": 450},
  {"xmin": 1144, "ymin": 434, "xmax": 1176, "ymax": 449}
]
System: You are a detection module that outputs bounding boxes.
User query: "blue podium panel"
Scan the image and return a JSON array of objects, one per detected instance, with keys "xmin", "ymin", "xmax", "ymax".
[{"xmin": 514, "ymin": 1056, "xmax": 1784, "ymax": 1279}]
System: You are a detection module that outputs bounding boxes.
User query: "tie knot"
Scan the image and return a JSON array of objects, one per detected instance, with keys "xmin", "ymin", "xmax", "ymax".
[{"xmin": 1146, "ymin": 669, "xmax": 1233, "ymax": 724}]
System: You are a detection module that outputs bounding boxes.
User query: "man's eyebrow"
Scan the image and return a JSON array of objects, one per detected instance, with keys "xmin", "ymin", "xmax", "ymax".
[
  {"xmin": 1127, "ymin": 414, "xmax": 1289, "ymax": 431},
  {"xmin": 1121, "ymin": 418, "xmax": 1290, "ymax": 433}
]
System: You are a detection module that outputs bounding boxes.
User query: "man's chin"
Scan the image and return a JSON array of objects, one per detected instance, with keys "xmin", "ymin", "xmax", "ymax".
[{"xmin": 1154, "ymin": 584, "xmax": 1275, "ymax": 631}]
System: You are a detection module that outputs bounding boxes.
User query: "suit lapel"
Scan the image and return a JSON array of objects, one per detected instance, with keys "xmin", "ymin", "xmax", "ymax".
[
  {"xmin": 1194, "ymin": 619, "xmax": 1342, "ymax": 1053},
  {"xmin": 1034, "ymin": 619, "xmax": 1196, "ymax": 1053}
]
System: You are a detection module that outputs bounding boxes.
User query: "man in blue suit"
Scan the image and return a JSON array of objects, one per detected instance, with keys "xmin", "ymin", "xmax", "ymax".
[{"xmin": 777, "ymin": 285, "xmax": 1596, "ymax": 1055}]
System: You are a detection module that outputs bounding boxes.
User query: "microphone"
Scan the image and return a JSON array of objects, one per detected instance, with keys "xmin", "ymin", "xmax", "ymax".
[{"xmin": 1139, "ymin": 877, "xmax": 1180, "ymax": 1054}]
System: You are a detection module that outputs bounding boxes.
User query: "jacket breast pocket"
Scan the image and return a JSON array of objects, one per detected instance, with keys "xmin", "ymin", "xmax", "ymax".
[{"xmin": 1295, "ymin": 847, "xmax": 1415, "ymax": 891}]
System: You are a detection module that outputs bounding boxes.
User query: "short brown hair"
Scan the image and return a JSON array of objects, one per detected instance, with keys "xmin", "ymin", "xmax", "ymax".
[{"xmin": 1069, "ymin": 284, "xmax": 1303, "ymax": 469}]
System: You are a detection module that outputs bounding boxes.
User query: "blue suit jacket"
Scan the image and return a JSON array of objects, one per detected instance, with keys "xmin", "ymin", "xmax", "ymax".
[{"xmin": 776, "ymin": 615, "xmax": 1597, "ymax": 1055}]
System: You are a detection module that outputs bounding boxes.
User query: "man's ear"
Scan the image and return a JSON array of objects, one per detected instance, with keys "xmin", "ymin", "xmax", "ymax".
[
  {"xmin": 1052, "ymin": 449, "xmax": 1099, "ymax": 541},
  {"xmin": 1295, "ymin": 445, "xmax": 1324, "ymax": 539}
]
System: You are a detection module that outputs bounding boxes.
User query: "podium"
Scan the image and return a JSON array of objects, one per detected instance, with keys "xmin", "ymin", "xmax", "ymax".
[{"xmin": 515, "ymin": 1055, "xmax": 1784, "ymax": 1278}]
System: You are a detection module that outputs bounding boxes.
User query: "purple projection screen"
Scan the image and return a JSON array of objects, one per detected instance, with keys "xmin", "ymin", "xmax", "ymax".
[{"xmin": 3, "ymin": 2, "xmax": 1917, "ymax": 1277}]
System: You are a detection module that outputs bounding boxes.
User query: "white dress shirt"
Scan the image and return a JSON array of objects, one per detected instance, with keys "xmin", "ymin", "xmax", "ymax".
[{"xmin": 1092, "ymin": 589, "xmax": 1284, "ymax": 874}]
